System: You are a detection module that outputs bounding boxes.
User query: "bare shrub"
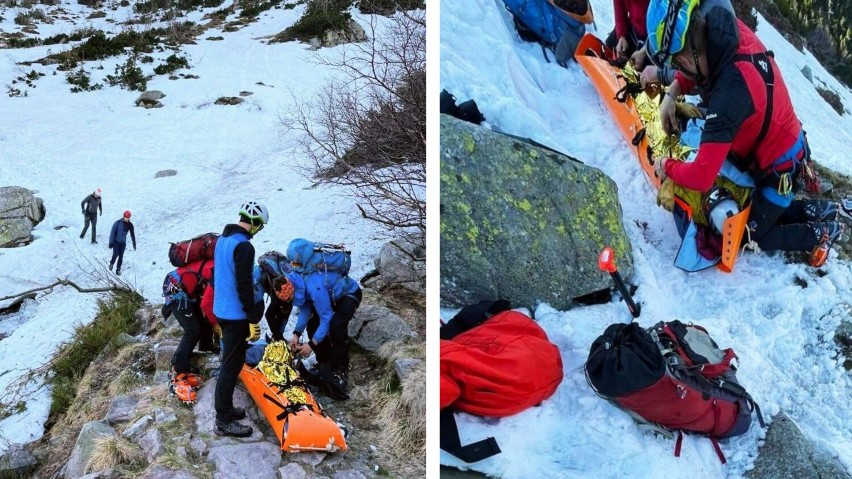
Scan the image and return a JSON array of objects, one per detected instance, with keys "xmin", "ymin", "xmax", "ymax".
[{"xmin": 283, "ymin": 10, "xmax": 426, "ymax": 249}]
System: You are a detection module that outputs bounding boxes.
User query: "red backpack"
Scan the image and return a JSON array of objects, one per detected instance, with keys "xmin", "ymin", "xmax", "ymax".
[
  {"xmin": 585, "ymin": 321, "xmax": 764, "ymax": 463},
  {"xmin": 168, "ymin": 232, "xmax": 219, "ymax": 267},
  {"xmin": 441, "ymin": 301, "xmax": 563, "ymax": 463}
]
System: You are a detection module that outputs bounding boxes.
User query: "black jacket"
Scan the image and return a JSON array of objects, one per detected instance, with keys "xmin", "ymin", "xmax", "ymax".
[{"xmin": 81, "ymin": 194, "xmax": 102, "ymax": 215}]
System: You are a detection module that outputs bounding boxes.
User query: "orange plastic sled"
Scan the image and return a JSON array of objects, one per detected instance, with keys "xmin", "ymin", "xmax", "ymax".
[
  {"xmin": 240, "ymin": 365, "xmax": 347, "ymax": 453},
  {"xmin": 574, "ymin": 33, "xmax": 751, "ymax": 272},
  {"xmin": 574, "ymin": 34, "xmax": 660, "ymax": 191}
]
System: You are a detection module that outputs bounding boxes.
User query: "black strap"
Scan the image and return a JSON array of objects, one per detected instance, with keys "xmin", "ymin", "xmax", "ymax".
[
  {"xmin": 733, "ymin": 52, "xmax": 774, "ymax": 149},
  {"xmin": 440, "ymin": 409, "xmax": 501, "ymax": 463},
  {"xmin": 440, "ymin": 300, "xmax": 511, "ymax": 340}
]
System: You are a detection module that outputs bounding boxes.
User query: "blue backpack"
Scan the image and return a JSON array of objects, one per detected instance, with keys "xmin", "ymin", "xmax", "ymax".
[
  {"xmin": 257, "ymin": 251, "xmax": 291, "ymax": 278},
  {"xmin": 503, "ymin": 0, "xmax": 589, "ymax": 66},
  {"xmin": 287, "ymin": 239, "xmax": 352, "ymax": 276}
]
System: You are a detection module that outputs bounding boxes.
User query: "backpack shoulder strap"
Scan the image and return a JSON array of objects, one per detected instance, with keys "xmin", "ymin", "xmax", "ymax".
[
  {"xmin": 439, "ymin": 409, "xmax": 501, "ymax": 463},
  {"xmin": 733, "ymin": 52, "xmax": 775, "ymax": 149}
]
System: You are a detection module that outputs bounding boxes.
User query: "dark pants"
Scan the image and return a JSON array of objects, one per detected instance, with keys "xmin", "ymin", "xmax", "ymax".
[
  {"xmin": 214, "ymin": 319, "xmax": 249, "ymax": 422},
  {"xmin": 172, "ymin": 303, "xmax": 203, "ymax": 374},
  {"xmin": 265, "ymin": 298, "xmax": 293, "ymax": 341},
  {"xmin": 110, "ymin": 243, "xmax": 127, "ymax": 270},
  {"xmin": 81, "ymin": 212, "xmax": 97, "ymax": 241},
  {"xmin": 749, "ymin": 190, "xmax": 819, "ymax": 251},
  {"xmin": 306, "ymin": 290, "xmax": 362, "ymax": 372}
]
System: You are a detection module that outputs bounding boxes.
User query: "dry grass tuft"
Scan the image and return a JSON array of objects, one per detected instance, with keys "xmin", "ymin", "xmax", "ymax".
[
  {"xmin": 372, "ymin": 341, "xmax": 426, "ymax": 459},
  {"xmin": 85, "ymin": 436, "xmax": 143, "ymax": 472}
]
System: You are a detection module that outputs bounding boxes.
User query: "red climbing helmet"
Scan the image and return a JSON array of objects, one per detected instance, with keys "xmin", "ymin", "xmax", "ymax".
[{"xmin": 123, "ymin": 210, "xmax": 132, "ymax": 218}]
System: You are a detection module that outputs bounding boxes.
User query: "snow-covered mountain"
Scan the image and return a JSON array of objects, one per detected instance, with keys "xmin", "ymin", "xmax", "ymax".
[
  {"xmin": 440, "ymin": 1, "xmax": 852, "ymax": 478},
  {"xmin": 0, "ymin": 1, "xmax": 391, "ymax": 452}
]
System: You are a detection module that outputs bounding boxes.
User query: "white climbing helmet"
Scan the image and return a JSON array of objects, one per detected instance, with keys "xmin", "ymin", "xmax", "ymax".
[{"xmin": 239, "ymin": 201, "xmax": 269, "ymax": 225}]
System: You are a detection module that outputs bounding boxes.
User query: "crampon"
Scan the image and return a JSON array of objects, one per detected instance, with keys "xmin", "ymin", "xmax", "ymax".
[
  {"xmin": 169, "ymin": 379, "xmax": 198, "ymax": 404},
  {"xmin": 169, "ymin": 368, "xmax": 203, "ymax": 388}
]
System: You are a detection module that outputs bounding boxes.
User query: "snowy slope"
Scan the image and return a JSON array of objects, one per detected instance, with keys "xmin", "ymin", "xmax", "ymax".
[
  {"xmin": 441, "ymin": 1, "xmax": 852, "ymax": 478},
  {"xmin": 0, "ymin": 2, "xmax": 390, "ymax": 452}
]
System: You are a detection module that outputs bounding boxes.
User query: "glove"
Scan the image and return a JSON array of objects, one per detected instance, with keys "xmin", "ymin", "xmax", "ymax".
[
  {"xmin": 212, "ymin": 323, "xmax": 223, "ymax": 339},
  {"xmin": 81, "ymin": 210, "xmax": 85, "ymax": 215},
  {"xmin": 289, "ymin": 333, "xmax": 300, "ymax": 351},
  {"xmin": 246, "ymin": 323, "xmax": 261, "ymax": 342},
  {"xmin": 108, "ymin": 243, "xmax": 113, "ymax": 249}
]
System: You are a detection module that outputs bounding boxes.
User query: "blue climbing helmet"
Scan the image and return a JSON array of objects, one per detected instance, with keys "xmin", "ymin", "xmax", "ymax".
[{"xmin": 646, "ymin": 0, "xmax": 700, "ymax": 66}]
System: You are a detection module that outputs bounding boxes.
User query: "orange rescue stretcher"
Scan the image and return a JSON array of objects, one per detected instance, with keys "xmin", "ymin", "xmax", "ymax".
[
  {"xmin": 574, "ymin": 33, "xmax": 750, "ymax": 272},
  {"xmin": 240, "ymin": 364, "xmax": 348, "ymax": 453}
]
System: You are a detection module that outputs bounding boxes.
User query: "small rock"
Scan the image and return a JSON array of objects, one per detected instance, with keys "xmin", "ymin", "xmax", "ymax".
[
  {"xmin": 154, "ymin": 408, "xmax": 177, "ymax": 425},
  {"xmin": 279, "ymin": 463, "xmax": 307, "ymax": 479},
  {"xmin": 175, "ymin": 446, "xmax": 187, "ymax": 458},
  {"xmin": 332, "ymin": 470, "xmax": 366, "ymax": 479},
  {"xmin": 393, "ymin": 358, "xmax": 422, "ymax": 383},
  {"xmin": 214, "ymin": 96, "xmax": 245, "ymax": 105},
  {"xmin": 77, "ymin": 469, "xmax": 115, "ymax": 479},
  {"xmin": 322, "ymin": 453, "xmax": 345, "ymax": 468},
  {"xmin": 239, "ymin": 91, "xmax": 253, "ymax": 96},
  {"xmin": 64, "ymin": 421, "xmax": 117, "ymax": 479},
  {"xmin": 348, "ymin": 305, "xmax": 417, "ymax": 354},
  {"xmin": 122, "ymin": 415, "xmax": 152, "ymax": 440},
  {"xmin": 189, "ymin": 438, "xmax": 207, "ymax": 456},
  {"xmin": 208, "ymin": 442, "xmax": 283, "ymax": 478},
  {"xmin": 138, "ymin": 465, "xmax": 197, "ymax": 479},
  {"xmin": 292, "ymin": 451, "xmax": 326, "ymax": 466},
  {"xmin": 154, "ymin": 169, "xmax": 177, "ymax": 178},
  {"xmin": 137, "ymin": 428, "xmax": 165, "ymax": 462},
  {"xmin": 135, "ymin": 90, "xmax": 166, "ymax": 107},
  {"xmin": 153, "ymin": 340, "xmax": 179, "ymax": 371},
  {"xmin": 115, "ymin": 333, "xmax": 139, "ymax": 346},
  {"xmin": 0, "ymin": 444, "xmax": 37, "ymax": 478},
  {"xmin": 105, "ymin": 396, "xmax": 138, "ymax": 425}
]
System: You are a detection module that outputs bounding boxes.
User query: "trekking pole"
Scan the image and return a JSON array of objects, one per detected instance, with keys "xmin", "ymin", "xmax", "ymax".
[{"xmin": 597, "ymin": 246, "xmax": 641, "ymax": 319}]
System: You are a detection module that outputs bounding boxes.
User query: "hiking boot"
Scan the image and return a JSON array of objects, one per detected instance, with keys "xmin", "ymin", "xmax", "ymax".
[
  {"xmin": 808, "ymin": 221, "xmax": 846, "ymax": 267},
  {"xmin": 108, "ymin": 262, "xmax": 114, "ymax": 271},
  {"xmin": 169, "ymin": 379, "xmax": 197, "ymax": 403},
  {"xmin": 79, "ymin": 234, "xmax": 84, "ymax": 239},
  {"xmin": 804, "ymin": 200, "xmax": 839, "ymax": 222},
  {"xmin": 296, "ymin": 360, "xmax": 323, "ymax": 387},
  {"xmin": 214, "ymin": 419, "xmax": 252, "ymax": 438},
  {"xmin": 228, "ymin": 407, "xmax": 246, "ymax": 421},
  {"xmin": 91, "ymin": 240, "xmax": 98, "ymax": 244},
  {"xmin": 116, "ymin": 269, "xmax": 121, "ymax": 276},
  {"xmin": 318, "ymin": 366, "xmax": 349, "ymax": 400}
]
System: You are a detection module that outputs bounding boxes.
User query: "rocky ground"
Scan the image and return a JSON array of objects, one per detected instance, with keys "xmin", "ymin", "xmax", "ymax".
[{"xmin": 4, "ymin": 283, "xmax": 424, "ymax": 479}]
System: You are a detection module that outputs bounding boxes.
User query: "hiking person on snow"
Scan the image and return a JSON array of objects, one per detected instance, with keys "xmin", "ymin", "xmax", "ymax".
[
  {"xmin": 288, "ymin": 269, "xmax": 362, "ymax": 400},
  {"xmin": 79, "ymin": 189, "xmax": 102, "ymax": 244},
  {"xmin": 212, "ymin": 201, "xmax": 268, "ymax": 437},
  {"xmin": 161, "ymin": 260, "xmax": 218, "ymax": 403},
  {"xmin": 646, "ymin": 0, "xmax": 847, "ymax": 267},
  {"xmin": 253, "ymin": 252, "xmax": 295, "ymax": 342},
  {"xmin": 108, "ymin": 210, "xmax": 137, "ymax": 275}
]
